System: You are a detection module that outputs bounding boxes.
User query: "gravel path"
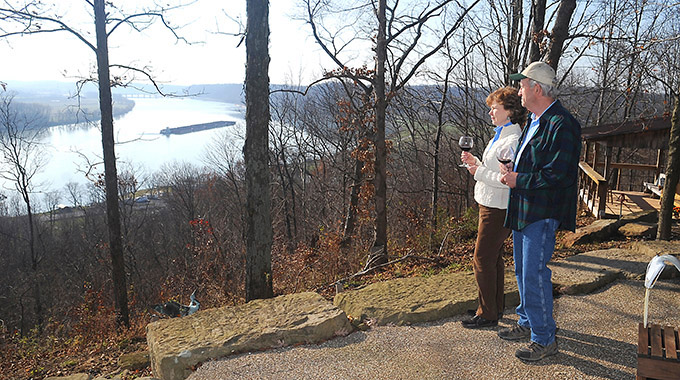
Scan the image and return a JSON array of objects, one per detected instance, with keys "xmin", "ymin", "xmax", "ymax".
[{"xmin": 188, "ymin": 278, "xmax": 680, "ymax": 380}]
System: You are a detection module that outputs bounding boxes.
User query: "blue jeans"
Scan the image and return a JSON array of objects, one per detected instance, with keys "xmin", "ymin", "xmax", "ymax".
[{"xmin": 513, "ymin": 218, "xmax": 559, "ymax": 346}]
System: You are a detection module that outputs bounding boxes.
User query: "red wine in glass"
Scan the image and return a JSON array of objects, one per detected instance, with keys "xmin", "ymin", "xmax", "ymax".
[
  {"xmin": 496, "ymin": 146, "xmax": 515, "ymax": 171},
  {"xmin": 458, "ymin": 136, "xmax": 473, "ymax": 167}
]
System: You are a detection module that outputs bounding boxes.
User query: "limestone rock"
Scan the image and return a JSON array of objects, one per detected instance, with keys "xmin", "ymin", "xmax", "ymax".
[
  {"xmin": 551, "ymin": 248, "xmax": 655, "ymax": 295},
  {"xmin": 333, "ymin": 270, "xmax": 519, "ymax": 327},
  {"xmin": 619, "ymin": 209, "xmax": 658, "ymax": 224},
  {"xmin": 630, "ymin": 240, "xmax": 680, "ymax": 256},
  {"xmin": 629, "ymin": 240, "xmax": 680, "ymax": 280},
  {"xmin": 562, "ymin": 219, "xmax": 621, "ymax": 247},
  {"xmin": 146, "ymin": 292, "xmax": 352, "ymax": 380},
  {"xmin": 119, "ymin": 351, "xmax": 150, "ymax": 371},
  {"xmin": 618, "ymin": 222, "xmax": 657, "ymax": 238},
  {"xmin": 45, "ymin": 374, "xmax": 91, "ymax": 380}
]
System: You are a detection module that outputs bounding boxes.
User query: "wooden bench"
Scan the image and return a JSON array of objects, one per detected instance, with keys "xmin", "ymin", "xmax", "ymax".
[
  {"xmin": 643, "ymin": 182, "xmax": 663, "ymax": 198},
  {"xmin": 643, "ymin": 182, "xmax": 680, "ymax": 209},
  {"xmin": 637, "ymin": 323, "xmax": 680, "ymax": 380}
]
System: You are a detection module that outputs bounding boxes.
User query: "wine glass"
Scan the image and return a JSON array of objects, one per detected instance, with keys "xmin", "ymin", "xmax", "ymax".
[
  {"xmin": 458, "ymin": 136, "xmax": 474, "ymax": 167},
  {"xmin": 496, "ymin": 146, "xmax": 515, "ymax": 172}
]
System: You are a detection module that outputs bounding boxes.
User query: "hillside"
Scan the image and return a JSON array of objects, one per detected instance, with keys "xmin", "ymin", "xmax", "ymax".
[{"xmin": 3, "ymin": 210, "xmax": 674, "ymax": 380}]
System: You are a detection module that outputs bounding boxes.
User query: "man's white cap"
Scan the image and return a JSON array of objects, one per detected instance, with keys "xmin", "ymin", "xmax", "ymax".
[{"xmin": 509, "ymin": 62, "xmax": 556, "ymax": 87}]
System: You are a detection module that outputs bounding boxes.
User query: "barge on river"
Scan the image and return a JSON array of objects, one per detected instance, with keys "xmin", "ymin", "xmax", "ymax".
[{"xmin": 160, "ymin": 120, "xmax": 236, "ymax": 136}]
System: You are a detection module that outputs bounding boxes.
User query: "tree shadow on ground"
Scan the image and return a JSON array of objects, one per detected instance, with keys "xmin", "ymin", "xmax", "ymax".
[{"xmin": 529, "ymin": 328, "xmax": 638, "ymax": 380}]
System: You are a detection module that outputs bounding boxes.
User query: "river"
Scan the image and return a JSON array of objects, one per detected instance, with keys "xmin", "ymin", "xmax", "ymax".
[{"xmin": 33, "ymin": 97, "xmax": 245, "ymax": 195}]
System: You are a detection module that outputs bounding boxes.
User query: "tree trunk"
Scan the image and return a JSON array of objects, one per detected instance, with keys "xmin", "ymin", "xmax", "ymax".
[
  {"xmin": 657, "ymin": 92, "xmax": 680, "ymax": 240},
  {"xmin": 369, "ymin": 0, "xmax": 389, "ymax": 267},
  {"xmin": 94, "ymin": 0, "xmax": 129, "ymax": 329},
  {"xmin": 26, "ymin": 200, "xmax": 43, "ymax": 330},
  {"xmin": 529, "ymin": 0, "xmax": 546, "ymax": 62},
  {"xmin": 546, "ymin": 0, "xmax": 577, "ymax": 70},
  {"xmin": 431, "ymin": 79, "xmax": 449, "ymax": 238},
  {"xmin": 245, "ymin": 0, "xmax": 273, "ymax": 301},
  {"xmin": 506, "ymin": 0, "xmax": 523, "ymax": 81},
  {"xmin": 431, "ymin": 122, "xmax": 442, "ymax": 233},
  {"xmin": 275, "ymin": 152, "xmax": 294, "ymax": 253},
  {"xmin": 342, "ymin": 158, "xmax": 363, "ymax": 245}
]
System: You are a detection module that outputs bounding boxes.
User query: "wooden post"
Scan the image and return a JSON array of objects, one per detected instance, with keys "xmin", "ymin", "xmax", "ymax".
[{"xmin": 604, "ymin": 145, "xmax": 612, "ymax": 179}]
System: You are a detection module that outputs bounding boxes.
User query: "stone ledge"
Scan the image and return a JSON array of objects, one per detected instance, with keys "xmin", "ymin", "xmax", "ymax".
[
  {"xmin": 630, "ymin": 240, "xmax": 680, "ymax": 256},
  {"xmin": 562, "ymin": 210, "xmax": 658, "ymax": 247},
  {"xmin": 142, "ymin": 243, "xmax": 677, "ymax": 380},
  {"xmin": 146, "ymin": 292, "xmax": 352, "ymax": 380},
  {"xmin": 562, "ymin": 219, "xmax": 622, "ymax": 247},
  {"xmin": 550, "ymin": 246, "xmax": 673, "ymax": 295},
  {"xmin": 551, "ymin": 249, "xmax": 636, "ymax": 294},
  {"xmin": 45, "ymin": 375, "xmax": 92, "ymax": 380},
  {"xmin": 629, "ymin": 240, "xmax": 680, "ymax": 280},
  {"xmin": 334, "ymin": 246, "xmax": 666, "ymax": 329},
  {"xmin": 333, "ymin": 270, "xmax": 519, "ymax": 327}
]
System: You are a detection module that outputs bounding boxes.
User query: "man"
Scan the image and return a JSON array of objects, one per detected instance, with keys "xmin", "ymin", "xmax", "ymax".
[{"xmin": 499, "ymin": 61, "xmax": 581, "ymax": 361}]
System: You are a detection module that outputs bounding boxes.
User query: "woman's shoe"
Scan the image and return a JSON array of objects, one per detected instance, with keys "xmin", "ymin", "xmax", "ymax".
[
  {"xmin": 467, "ymin": 309, "xmax": 503, "ymax": 319},
  {"xmin": 461, "ymin": 315, "xmax": 498, "ymax": 328}
]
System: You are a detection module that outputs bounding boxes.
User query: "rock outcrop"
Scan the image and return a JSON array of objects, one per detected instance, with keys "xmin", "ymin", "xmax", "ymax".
[
  {"xmin": 118, "ymin": 351, "xmax": 150, "ymax": 371},
  {"xmin": 550, "ymin": 248, "xmax": 652, "ymax": 294},
  {"xmin": 55, "ymin": 240, "xmax": 679, "ymax": 380},
  {"xmin": 45, "ymin": 374, "xmax": 158, "ymax": 380},
  {"xmin": 618, "ymin": 222, "xmax": 657, "ymax": 238},
  {"xmin": 562, "ymin": 210, "xmax": 658, "ymax": 247},
  {"xmin": 45, "ymin": 374, "xmax": 91, "ymax": 380},
  {"xmin": 333, "ymin": 270, "xmax": 519, "ymax": 327},
  {"xmin": 562, "ymin": 219, "xmax": 622, "ymax": 247},
  {"xmin": 146, "ymin": 292, "xmax": 352, "ymax": 380},
  {"xmin": 630, "ymin": 239, "xmax": 680, "ymax": 256}
]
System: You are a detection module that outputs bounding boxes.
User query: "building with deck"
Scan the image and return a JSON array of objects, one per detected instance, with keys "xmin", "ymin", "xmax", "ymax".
[{"xmin": 579, "ymin": 115, "xmax": 679, "ymax": 218}]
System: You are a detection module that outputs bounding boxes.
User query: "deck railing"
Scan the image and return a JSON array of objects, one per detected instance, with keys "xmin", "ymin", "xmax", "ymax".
[{"xmin": 579, "ymin": 161, "xmax": 608, "ymax": 218}]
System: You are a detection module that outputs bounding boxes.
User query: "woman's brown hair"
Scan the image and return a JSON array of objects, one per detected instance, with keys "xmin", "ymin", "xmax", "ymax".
[{"xmin": 486, "ymin": 87, "xmax": 528, "ymax": 126}]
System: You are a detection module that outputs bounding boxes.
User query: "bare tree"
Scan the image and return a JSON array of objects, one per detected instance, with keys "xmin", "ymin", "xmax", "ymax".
[
  {"xmin": 658, "ymin": 93, "xmax": 680, "ymax": 240},
  {"xmin": 0, "ymin": 0, "xmax": 191, "ymax": 328},
  {"xmin": 304, "ymin": 0, "xmax": 481, "ymax": 267},
  {"xmin": 529, "ymin": 0, "xmax": 547, "ymax": 62},
  {"xmin": 0, "ymin": 93, "xmax": 47, "ymax": 329},
  {"xmin": 270, "ymin": 93, "xmax": 303, "ymax": 252},
  {"xmin": 245, "ymin": 0, "xmax": 273, "ymax": 301},
  {"xmin": 642, "ymin": 4, "xmax": 680, "ymax": 239}
]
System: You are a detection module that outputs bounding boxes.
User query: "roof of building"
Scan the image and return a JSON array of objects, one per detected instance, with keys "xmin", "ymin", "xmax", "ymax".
[{"xmin": 581, "ymin": 115, "xmax": 671, "ymax": 149}]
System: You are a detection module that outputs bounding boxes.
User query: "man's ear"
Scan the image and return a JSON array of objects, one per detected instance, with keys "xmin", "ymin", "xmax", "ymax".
[{"xmin": 529, "ymin": 82, "xmax": 538, "ymax": 95}]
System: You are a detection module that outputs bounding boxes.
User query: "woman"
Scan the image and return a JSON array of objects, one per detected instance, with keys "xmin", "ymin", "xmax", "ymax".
[{"xmin": 460, "ymin": 86, "xmax": 527, "ymax": 328}]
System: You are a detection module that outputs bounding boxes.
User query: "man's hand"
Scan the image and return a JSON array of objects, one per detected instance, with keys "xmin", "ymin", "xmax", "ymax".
[{"xmin": 500, "ymin": 172, "xmax": 518, "ymax": 188}]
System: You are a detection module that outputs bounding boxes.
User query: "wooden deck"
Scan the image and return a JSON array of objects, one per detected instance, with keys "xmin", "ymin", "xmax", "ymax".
[
  {"xmin": 599, "ymin": 190, "xmax": 661, "ymax": 219},
  {"xmin": 578, "ymin": 161, "xmax": 678, "ymax": 219}
]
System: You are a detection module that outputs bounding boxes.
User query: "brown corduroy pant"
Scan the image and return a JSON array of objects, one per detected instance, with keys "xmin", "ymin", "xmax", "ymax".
[{"xmin": 474, "ymin": 205, "xmax": 511, "ymax": 320}]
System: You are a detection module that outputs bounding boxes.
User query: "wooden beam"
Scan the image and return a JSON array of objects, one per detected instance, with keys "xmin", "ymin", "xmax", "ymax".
[{"xmin": 595, "ymin": 162, "xmax": 658, "ymax": 171}]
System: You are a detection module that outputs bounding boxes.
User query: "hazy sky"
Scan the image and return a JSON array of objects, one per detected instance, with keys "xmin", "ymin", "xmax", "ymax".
[{"xmin": 1, "ymin": 1, "xmax": 330, "ymax": 86}]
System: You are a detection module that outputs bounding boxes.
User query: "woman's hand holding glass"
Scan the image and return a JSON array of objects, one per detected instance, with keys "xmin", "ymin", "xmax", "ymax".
[
  {"xmin": 460, "ymin": 151, "xmax": 477, "ymax": 167},
  {"xmin": 458, "ymin": 136, "xmax": 474, "ymax": 168}
]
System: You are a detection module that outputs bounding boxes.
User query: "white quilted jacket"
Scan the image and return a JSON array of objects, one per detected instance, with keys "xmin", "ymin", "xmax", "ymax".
[{"xmin": 471, "ymin": 123, "xmax": 522, "ymax": 209}]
